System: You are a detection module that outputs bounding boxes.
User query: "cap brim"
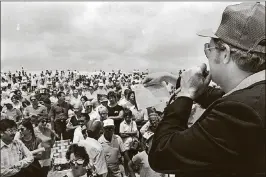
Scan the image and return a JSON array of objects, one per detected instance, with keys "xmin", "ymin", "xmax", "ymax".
[{"xmin": 196, "ymin": 29, "xmax": 219, "ymax": 38}]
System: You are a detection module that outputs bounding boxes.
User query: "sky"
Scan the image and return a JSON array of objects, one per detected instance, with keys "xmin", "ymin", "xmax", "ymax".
[{"xmin": 1, "ymin": 2, "xmax": 240, "ymax": 73}]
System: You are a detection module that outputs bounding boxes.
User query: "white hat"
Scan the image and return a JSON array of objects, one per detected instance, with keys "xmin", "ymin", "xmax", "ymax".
[
  {"xmin": 98, "ymin": 83, "xmax": 104, "ymax": 87},
  {"xmin": 84, "ymin": 101, "xmax": 92, "ymax": 107},
  {"xmin": 103, "ymin": 119, "xmax": 114, "ymax": 127},
  {"xmin": 3, "ymin": 99, "xmax": 13, "ymax": 105}
]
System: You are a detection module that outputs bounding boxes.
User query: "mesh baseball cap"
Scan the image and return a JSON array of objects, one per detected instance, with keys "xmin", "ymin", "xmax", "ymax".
[{"xmin": 197, "ymin": 2, "xmax": 265, "ymax": 54}]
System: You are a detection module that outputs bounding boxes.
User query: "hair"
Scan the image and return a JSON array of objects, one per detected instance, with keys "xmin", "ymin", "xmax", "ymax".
[
  {"xmin": 0, "ymin": 119, "xmax": 17, "ymax": 132},
  {"xmin": 66, "ymin": 144, "xmax": 90, "ymax": 166},
  {"xmin": 57, "ymin": 91, "xmax": 65, "ymax": 98},
  {"xmin": 11, "ymin": 95, "xmax": 19, "ymax": 101},
  {"xmin": 126, "ymin": 90, "xmax": 138, "ymax": 110},
  {"xmin": 80, "ymin": 96, "xmax": 88, "ymax": 102},
  {"xmin": 124, "ymin": 108, "xmax": 133, "ymax": 118},
  {"xmin": 80, "ymin": 113, "xmax": 90, "ymax": 122},
  {"xmin": 213, "ymin": 38, "xmax": 266, "ymax": 73},
  {"xmin": 21, "ymin": 119, "xmax": 36, "ymax": 138},
  {"xmin": 107, "ymin": 91, "xmax": 117, "ymax": 100},
  {"xmin": 124, "ymin": 89, "xmax": 131, "ymax": 98}
]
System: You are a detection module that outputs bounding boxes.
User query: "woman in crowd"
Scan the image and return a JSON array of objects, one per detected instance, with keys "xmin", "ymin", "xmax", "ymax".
[
  {"xmin": 80, "ymin": 96, "xmax": 88, "ymax": 113},
  {"xmin": 107, "ymin": 91, "xmax": 124, "ymax": 135},
  {"xmin": 18, "ymin": 119, "xmax": 44, "ymax": 177},
  {"xmin": 34, "ymin": 117, "xmax": 59, "ymax": 177},
  {"xmin": 11, "ymin": 94, "xmax": 23, "ymax": 113}
]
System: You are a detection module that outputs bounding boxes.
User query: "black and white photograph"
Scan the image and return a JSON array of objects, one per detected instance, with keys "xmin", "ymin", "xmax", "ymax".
[{"xmin": 1, "ymin": 1, "xmax": 265, "ymax": 177}]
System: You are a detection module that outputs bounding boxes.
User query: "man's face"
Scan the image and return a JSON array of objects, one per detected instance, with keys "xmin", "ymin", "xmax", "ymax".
[
  {"xmin": 59, "ymin": 93, "xmax": 66, "ymax": 102},
  {"xmin": 149, "ymin": 116, "xmax": 159, "ymax": 128},
  {"xmin": 103, "ymin": 126, "xmax": 114, "ymax": 139},
  {"xmin": 1, "ymin": 127, "xmax": 17, "ymax": 142},
  {"xmin": 5, "ymin": 104, "xmax": 13, "ymax": 110},
  {"xmin": 69, "ymin": 153, "xmax": 87, "ymax": 177},
  {"xmin": 86, "ymin": 105, "xmax": 92, "ymax": 113},
  {"xmin": 31, "ymin": 96, "xmax": 38, "ymax": 106},
  {"xmin": 204, "ymin": 39, "xmax": 223, "ymax": 84},
  {"xmin": 125, "ymin": 114, "xmax": 132, "ymax": 123},
  {"xmin": 99, "ymin": 110, "xmax": 108, "ymax": 121},
  {"xmin": 101, "ymin": 101, "xmax": 108, "ymax": 107}
]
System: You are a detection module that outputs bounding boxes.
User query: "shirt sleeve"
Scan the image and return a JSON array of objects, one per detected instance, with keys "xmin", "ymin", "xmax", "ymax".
[
  {"xmin": 18, "ymin": 140, "xmax": 34, "ymax": 169},
  {"xmin": 119, "ymin": 122, "xmax": 125, "ymax": 134},
  {"xmin": 148, "ymin": 97, "xmax": 264, "ymax": 175},
  {"xmin": 0, "ymin": 166, "xmax": 20, "ymax": 177},
  {"xmin": 117, "ymin": 135, "xmax": 126, "ymax": 153}
]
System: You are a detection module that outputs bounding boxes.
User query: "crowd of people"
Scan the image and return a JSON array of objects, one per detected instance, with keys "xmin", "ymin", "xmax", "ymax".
[
  {"xmin": 1, "ymin": 2, "xmax": 265, "ymax": 177},
  {"xmin": 0, "ymin": 68, "xmax": 182, "ymax": 177}
]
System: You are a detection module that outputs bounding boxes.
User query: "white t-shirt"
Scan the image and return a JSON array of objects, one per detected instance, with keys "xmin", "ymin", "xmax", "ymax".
[{"xmin": 78, "ymin": 138, "xmax": 108, "ymax": 175}]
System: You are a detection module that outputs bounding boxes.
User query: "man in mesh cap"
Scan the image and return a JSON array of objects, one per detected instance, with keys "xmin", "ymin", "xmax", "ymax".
[{"xmin": 144, "ymin": 2, "xmax": 265, "ymax": 177}]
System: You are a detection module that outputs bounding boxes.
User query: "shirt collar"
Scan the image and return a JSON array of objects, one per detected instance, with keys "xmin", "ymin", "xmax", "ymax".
[
  {"xmin": 0, "ymin": 139, "xmax": 16, "ymax": 149},
  {"xmin": 223, "ymin": 70, "xmax": 265, "ymax": 97}
]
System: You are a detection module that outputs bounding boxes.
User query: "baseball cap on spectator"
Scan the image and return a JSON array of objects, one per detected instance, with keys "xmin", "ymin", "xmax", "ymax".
[
  {"xmin": 197, "ymin": 2, "xmax": 265, "ymax": 54},
  {"xmin": 99, "ymin": 96, "xmax": 108, "ymax": 103},
  {"xmin": 103, "ymin": 119, "xmax": 114, "ymax": 127},
  {"xmin": 3, "ymin": 99, "xmax": 13, "ymax": 105},
  {"xmin": 98, "ymin": 83, "xmax": 104, "ymax": 87}
]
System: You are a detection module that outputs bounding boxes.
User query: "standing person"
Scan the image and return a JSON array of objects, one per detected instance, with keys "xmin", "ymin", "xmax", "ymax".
[
  {"xmin": 80, "ymin": 96, "xmax": 88, "ymax": 113},
  {"xmin": 107, "ymin": 91, "xmax": 124, "ymax": 135},
  {"xmin": 17, "ymin": 119, "xmax": 43, "ymax": 177},
  {"xmin": 49, "ymin": 91, "xmax": 73, "ymax": 140},
  {"xmin": 77, "ymin": 119, "xmax": 109, "ymax": 177},
  {"xmin": 24, "ymin": 95, "xmax": 48, "ymax": 120},
  {"xmin": 34, "ymin": 117, "xmax": 59, "ymax": 177},
  {"xmin": 119, "ymin": 109, "xmax": 139, "ymax": 177},
  {"xmin": 98, "ymin": 119, "xmax": 132, "ymax": 177},
  {"xmin": 3, "ymin": 99, "xmax": 23, "ymax": 123},
  {"xmin": 0, "ymin": 119, "xmax": 34, "ymax": 177},
  {"xmin": 145, "ymin": 2, "xmax": 265, "ymax": 177},
  {"xmin": 49, "ymin": 89, "xmax": 58, "ymax": 105}
]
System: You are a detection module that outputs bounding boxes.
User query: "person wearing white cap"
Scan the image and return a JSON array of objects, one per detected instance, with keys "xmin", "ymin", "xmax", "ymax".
[
  {"xmin": 145, "ymin": 2, "xmax": 265, "ymax": 177},
  {"xmin": 98, "ymin": 119, "xmax": 132, "ymax": 177},
  {"xmin": 2, "ymin": 99, "xmax": 23, "ymax": 123}
]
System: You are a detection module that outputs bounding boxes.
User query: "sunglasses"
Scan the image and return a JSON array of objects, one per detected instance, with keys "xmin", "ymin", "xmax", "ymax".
[{"xmin": 69, "ymin": 159, "xmax": 85, "ymax": 167}]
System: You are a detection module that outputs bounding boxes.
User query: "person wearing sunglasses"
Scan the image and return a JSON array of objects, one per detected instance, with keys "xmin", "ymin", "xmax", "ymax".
[
  {"xmin": 65, "ymin": 144, "xmax": 97, "ymax": 177},
  {"xmin": 0, "ymin": 119, "xmax": 34, "ymax": 177},
  {"xmin": 34, "ymin": 117, "xmax": 59, "ymax": 177},
  {"xmin": 144, "ymin": 2, "xmax": 265, "ymax": 177}
]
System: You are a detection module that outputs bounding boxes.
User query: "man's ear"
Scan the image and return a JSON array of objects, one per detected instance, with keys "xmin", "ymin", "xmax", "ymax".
[{"xmin": 222, "ymin": 43, "xmax": 231, "ymax": 64}]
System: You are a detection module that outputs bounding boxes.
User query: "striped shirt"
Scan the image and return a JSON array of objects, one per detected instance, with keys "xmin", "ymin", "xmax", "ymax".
[{"xmin": 1, "ymin": 139, "xmax": 34, "ymax": 177}]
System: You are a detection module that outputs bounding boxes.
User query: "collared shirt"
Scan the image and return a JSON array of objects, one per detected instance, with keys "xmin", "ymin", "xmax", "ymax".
[
  {"xmin": 223, "ymin": 70, "xmax": 265, "ymax": 97},
  {"xmin": 49, "ymin": 101, "xmax": 72, "ymax": 121},
  {"xmin": 98, "ymin": 134, "xmax": 126, "ymax": 165},
  {"xmin": 1, "ymin": 139, "xmax": 34, "ymax": 177},
  {"xmin": 78, "ymin": 138, "xmax": 108, "ymax": 175},
  {"xmin": 119, "ymin": 120, "xmax": 138, "ymax": 136},
  {"xmin": 24, "ymin": 104, "xmax": 48, "ymax": 118}
]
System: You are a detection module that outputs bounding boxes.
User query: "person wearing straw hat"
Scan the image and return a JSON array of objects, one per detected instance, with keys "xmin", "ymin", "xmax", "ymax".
[{"xmin": 144, "ymin": 2, "xmax": 265, "ymax": 177}]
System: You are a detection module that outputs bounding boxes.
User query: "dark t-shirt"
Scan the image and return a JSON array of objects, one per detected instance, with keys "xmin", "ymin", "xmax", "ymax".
[{"xmin": 107, "ymin": 104, "xmax": 123, "ymax": 135}]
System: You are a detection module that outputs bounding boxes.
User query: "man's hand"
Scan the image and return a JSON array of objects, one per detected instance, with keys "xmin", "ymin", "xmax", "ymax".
[
  {"xmin": 178, "ymin": 63, "xmax": 211, "ymax": 100},
  {"xmin": 142, "ymin": 72, "xmax": 170, "ymax": 87}
]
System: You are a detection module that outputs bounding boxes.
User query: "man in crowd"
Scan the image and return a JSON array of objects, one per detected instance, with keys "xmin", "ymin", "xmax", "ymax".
[
  {"xmin": 24, "ymin": 95, "xmax": 48, "ymax": 119},
  {"xmin": 98, "ymin": 119, "xmax": 132, "ymax": 177},
  {"xmin": 146, "ymin": 2, "xmax": 265, "ymax": 177},
  {"xmin": 78, "ymin": 119, "xmax": 109, "ymax": 177},
  {"xmin": 2, "ymin": 99, "xmax": 23, "ymax": 122},
  {"xmin": 0, "ymin": 119, "xmax": 34, "ymax": 177},
  {"xmin": 49, "ymin": 91, "xmax": 73, "ymax": 140}
]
